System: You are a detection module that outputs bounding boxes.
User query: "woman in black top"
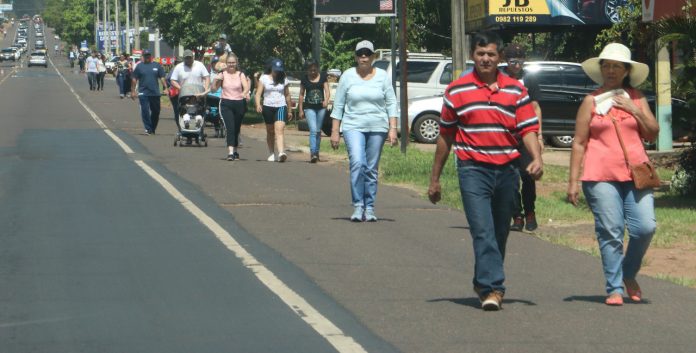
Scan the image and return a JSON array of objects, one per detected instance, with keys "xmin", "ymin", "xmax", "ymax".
[{"xmin": 298, "ymin": 59, "xmax": 330, "ymax": 163}]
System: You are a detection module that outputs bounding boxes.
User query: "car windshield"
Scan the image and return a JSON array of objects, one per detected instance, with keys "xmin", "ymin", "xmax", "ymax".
[
  {"xmin": 31, "ymin": 52, "xmax": 44, "ymax": 56},
  {"xmin": 2, "ymin": 48, "xmax": 13, "ymax": 53}
]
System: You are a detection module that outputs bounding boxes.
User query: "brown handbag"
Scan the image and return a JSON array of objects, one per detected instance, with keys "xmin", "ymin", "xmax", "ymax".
[{"xmin": 610, "ymin": 117, "xmax": 661, "ymax": 190}]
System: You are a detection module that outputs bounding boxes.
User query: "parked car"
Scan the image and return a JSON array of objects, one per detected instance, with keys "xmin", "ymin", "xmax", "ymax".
[
  {"xmin": 0, "ymin": 48, "xmax": 16, "ymax": 61},
  {"xmin": 28, "ymin": 51, "xmax": 47, "ymax": 68},
  {"xmin": 373, "ymin": 52, "xmax": 453, "ymax": 100},
  {"xmin": 399, "ymin": 61, "xmax": 689, "ymax": 146}
]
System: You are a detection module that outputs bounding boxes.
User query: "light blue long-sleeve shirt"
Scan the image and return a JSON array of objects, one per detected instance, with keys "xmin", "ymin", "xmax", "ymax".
[{"xmin": 330, "ymin": 67, "xmax": 398, "ymax": 133}]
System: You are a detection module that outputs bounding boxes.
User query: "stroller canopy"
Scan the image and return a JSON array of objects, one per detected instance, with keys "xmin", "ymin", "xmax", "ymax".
[{"xmin": 179, "ymin": 83, "xmax": 206, "ymax": 97}]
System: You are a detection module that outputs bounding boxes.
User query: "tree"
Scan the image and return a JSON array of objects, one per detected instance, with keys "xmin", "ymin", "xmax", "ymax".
[
  {"xmin": 43, "ymin": 0, "xmax": 95, "ymax": 47},
  {"xmin": 655, "ymin": 5, "xmax": 696, "ymax": 195}
]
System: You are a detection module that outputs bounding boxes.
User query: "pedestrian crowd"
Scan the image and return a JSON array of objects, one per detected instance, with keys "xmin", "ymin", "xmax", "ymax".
[{"xmin": 69, "ymin": 31, "xmax": 658, "ymax": 311}]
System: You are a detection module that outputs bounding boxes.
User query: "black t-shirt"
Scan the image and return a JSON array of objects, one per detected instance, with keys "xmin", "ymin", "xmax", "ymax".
[{"xmin": 300, "ymin": 73, "xmax": 328, "ymax": 109}]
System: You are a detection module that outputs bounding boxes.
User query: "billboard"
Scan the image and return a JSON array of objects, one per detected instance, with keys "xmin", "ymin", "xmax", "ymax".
[
  {"xmin": 643, "ymin": 0, "xmax": 692, "ymax": 22},
  {"xmin": 315, "ymin": 0, "xmax": 396, "ymax": 17},
  {"xmin": 0, "ymin": 4, "xmax": 13, "ymax": 11},
  {"xmin": 466, "ymin": 0, "xmax": 631, "ymax": 32}
]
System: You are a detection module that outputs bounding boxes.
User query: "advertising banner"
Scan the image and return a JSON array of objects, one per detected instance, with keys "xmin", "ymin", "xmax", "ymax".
[
  {"xmin": 315, "ymin": 0, "xmax": 396, "ymax": 17},
  {"xmin": 466, "ymin": 0, "xmax": 630, "ymax": 32},
  {"xmin": 642, "ymin": 0, "xmax": 690, "ymax": 22}
]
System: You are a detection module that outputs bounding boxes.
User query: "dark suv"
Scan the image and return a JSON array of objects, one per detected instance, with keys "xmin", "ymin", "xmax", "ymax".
[{"xmin": 524, "ymin": 61, "xmax": 688, "ymax": 147}]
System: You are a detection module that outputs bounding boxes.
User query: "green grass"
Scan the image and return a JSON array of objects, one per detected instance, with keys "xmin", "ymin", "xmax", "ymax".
[
  {"xmin": 657, "ymin": 167, "xmax": 675, "ymax": 182},
  {"xmin": 654, "ymin": 273, "xmax": 696, "ymax": 287}
]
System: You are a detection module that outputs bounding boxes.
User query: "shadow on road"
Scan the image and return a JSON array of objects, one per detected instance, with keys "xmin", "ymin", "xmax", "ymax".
[{"xmin": 428, "ymin": 297, "xmax": 537, "ymax": 309}]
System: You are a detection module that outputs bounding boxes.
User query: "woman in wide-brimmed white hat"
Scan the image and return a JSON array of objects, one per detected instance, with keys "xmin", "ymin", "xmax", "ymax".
[{"xmin": 567, "ymin": 43, "xmax": 659, "ymax": 306}]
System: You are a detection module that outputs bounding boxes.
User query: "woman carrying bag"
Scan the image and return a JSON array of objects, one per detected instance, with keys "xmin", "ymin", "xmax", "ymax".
[{"xmin": 567, "ymin": 43, "xmax": 660, "ymax": 306}]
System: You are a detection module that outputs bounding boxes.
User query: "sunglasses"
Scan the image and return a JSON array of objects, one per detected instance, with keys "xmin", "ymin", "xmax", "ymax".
[
  {"xmin": 355, "ymin": 49, "xmax": 373, "ymax": 57},
  {"xmin": 507, "ymin": 59, "xmax": 524, "ymax": 66}
]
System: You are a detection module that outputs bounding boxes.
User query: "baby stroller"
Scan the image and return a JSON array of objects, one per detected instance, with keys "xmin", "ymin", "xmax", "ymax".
[
  {"xmin": 174, "ymin": 84, "xmax": 208, "ymax": 147},
  {"xmin": 205, "ymin": 87, "xmax": 226, "ymax": 138}
]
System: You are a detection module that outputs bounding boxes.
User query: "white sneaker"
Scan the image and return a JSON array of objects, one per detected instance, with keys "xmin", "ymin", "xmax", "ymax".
[
  {"xmin": 278, "ymin": 153, "xmax": 287, "ymax": 163},
  {"xmin": 267, "ymin": 154, "xmax": 277, "ymax": 162}
]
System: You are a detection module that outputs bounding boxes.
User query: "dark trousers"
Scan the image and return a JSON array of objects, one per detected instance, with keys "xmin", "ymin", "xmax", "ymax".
[
  {"xmin": 139, "ymin": 95, "xmax": 161, "ymax": 133},
  {"xmin": 117, "ymin": 73, "xmax": 128, "ymax": 96},
  {"xmin": 169, "ymin": 95, "xmax": 180, "ymax": 130},
  {"xmin": 97, "ymin": 72, "xmax": 106, "ymax": 90},
  {"xmin": 513, "ymin": 144, "xmax": 537, "ymax": 217},
  {"xmin": 220, "ymin": 98, "xmax": 246, "ymax": 147}
]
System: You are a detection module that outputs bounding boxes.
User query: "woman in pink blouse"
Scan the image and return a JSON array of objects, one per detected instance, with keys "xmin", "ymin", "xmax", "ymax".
[
  {"xmin": 212, "ymin": 53, "xmax": 250, "ymax": 161},
  {"xmin": 567, "ymin": 43, "xmax": 659, "ymax": 306}
]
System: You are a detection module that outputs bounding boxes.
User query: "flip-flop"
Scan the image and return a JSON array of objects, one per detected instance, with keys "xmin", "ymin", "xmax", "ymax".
[{"xmin": 605, "ymin": 293, "xmax": 624, "ymax": 306}]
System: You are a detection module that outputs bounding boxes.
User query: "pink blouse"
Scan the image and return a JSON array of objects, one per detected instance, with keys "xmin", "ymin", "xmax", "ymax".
[
  {"xmin": 220, "ymin": 71, "xmax": 246, "ymax": 100},
  {"xmin": 581, "ymin": 88, "xmax": 650, "ymax": 182}
]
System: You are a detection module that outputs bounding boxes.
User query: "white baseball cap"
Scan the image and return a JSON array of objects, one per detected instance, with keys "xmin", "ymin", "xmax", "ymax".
[{"xmin": 355, "ymin": 40, "xmax": 375, "ymax": 54}]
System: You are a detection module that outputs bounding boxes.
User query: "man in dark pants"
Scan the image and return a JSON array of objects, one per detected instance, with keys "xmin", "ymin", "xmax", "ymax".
[
  {"xmin": 428, "ymin": 32, "xmax": 543, "ymax": 311},
  {"xmin": 131, "ymin": 50, "xmax": 168, "ymax": 135},
  {"xmin": 501, "ymin": 43, "xmax": 544, "ymax": 232}
]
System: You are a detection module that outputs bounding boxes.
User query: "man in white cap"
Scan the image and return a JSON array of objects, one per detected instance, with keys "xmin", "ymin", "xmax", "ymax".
[
  {"xmin": 170, "ymin": 49, "xmax": 210, "ymax": 91},
  {"xmin": 170, "ymin": 49, "xmax": 210, "ymax": 130}
]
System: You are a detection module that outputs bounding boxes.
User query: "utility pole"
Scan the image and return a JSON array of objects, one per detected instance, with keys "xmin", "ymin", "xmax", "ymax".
[
  {"xmin": 115, "ymin": 0, "xmax": 120, "ymax": 55},
  {"xmin": 103, "ymin": 0, "xmax": 109, "ymax": 54},
  {"xmin": 134, "ymin": 0, "xmax": 140, "ymax": 50},
  {"xmin": 95, "ymin": 0, "xmax": 99, "ymax": 49},
  {"xmin": 451, "ymin": 0, "xmax": 468, "ymax": 77},
  {"xmin": 125, "ymin": 0, "xmax": 130, "ymax": 53},
  {"xmin": 398, "ymin": 0, "xmax": 408, "ymax": 153}
]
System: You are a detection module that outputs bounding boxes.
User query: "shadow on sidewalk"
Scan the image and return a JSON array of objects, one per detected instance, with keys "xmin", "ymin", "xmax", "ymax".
[
  {"xmin": 564, "ymin": 295, "xmax": 651, "ymax": 304},
  {"xmin": 428, "ymin": 297, "xmax": 537, "ymax": 309}
]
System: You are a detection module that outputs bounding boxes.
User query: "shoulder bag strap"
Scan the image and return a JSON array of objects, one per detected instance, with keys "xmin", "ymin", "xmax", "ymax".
[{"xmin": 610, "ymin": 115, "xmax": 631, "ymax": 168}]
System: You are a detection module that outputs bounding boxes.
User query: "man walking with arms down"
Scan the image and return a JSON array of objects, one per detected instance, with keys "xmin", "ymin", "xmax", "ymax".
[
  {"xmin": 131, "ymin": 50, "xmax": 168, "ymax": 135},
  {"xmin": 428, "ymin": 32, "xmax": 543, "ymax": 311}
]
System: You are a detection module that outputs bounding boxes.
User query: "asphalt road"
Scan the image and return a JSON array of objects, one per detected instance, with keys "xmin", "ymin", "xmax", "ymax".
[{"xmin": 2, "ymin": 26, "xmax": 696, "ymax": 353}]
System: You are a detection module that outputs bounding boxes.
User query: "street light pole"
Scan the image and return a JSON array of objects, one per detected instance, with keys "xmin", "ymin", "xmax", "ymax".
[
  {"xmin": 125, "ymin": 0, "xmax": 130, "ymax": 53},
  {"xmin": 115, "ymin": 0, "xmax": 120, "ymax": 55},
  {"xmin": 103, "ymin": 0, "xmax": 109, "ymax": 54},
  {"xmin": 95, "ymin": 0, "xmax": 99, "ymax": 48},
  {"xmin": 134, "ymin": 0, "xmax": 140, "ymax": 50}
]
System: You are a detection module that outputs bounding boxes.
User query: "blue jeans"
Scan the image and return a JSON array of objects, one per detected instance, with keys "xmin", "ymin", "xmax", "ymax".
[
  {"xmin": 139, "ymin": 95, "xmax": 161, "ymax": 133},
  {"xmin": 457, "ymin": 159, "xmax": 519, "ymax": 295},
  {"xmin": 87, "ymin": 72, "xmax": 97, "ymax": 90},
  {"xmin": 343, "ymin": 130, "xmax": 387, "ymax": 209},
  {"xmin": 117, "ymin": 73, "xmax": 127, "ymax": 96},
  {"xmin": 304, "ymin": 108, "xmax": 326, "ymax": 155},
  {"xmin": 582, "ymin": 181, "xmax": 656, "ymax": 295}
]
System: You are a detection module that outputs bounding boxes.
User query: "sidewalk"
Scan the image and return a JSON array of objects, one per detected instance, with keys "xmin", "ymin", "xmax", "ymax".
[{"xmin": 53, "ymin": 56, "xmax": 696, "ymax": 353}]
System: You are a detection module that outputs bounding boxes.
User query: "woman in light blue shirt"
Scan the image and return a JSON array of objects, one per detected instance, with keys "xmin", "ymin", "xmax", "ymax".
[{"xmin": 330, "ymin": 40, "xmax": 398, "ymax": 222}]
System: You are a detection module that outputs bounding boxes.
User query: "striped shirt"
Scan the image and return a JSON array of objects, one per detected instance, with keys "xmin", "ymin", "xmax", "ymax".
[{"xmin": 440, "ymin": 70, "xmax": 539, "ymax": 165}]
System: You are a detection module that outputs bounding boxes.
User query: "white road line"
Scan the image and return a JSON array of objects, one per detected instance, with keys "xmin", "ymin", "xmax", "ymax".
[
  {"xmin": 49, "ymin": 56, "xmax": 132, "ymax": 152},
  {"xmin": 0, "ymin": 68, "xmax": 16, "ymax": 86},
  {"xmin": 135, "ymin": 161, "xmax": 368, "ymax": 353},
  {"xmin": 51, "ymin": 56, "xmax": 368, "ymax": 353}
]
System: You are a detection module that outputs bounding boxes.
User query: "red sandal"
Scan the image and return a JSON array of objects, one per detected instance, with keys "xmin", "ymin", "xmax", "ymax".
[{"xmin": 624, "ymin": 278, "xmax": 642, "ymax": 302}]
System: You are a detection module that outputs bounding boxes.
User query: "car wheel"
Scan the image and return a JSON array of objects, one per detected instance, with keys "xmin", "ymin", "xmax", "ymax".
[
  {"xmin": 549, "ymin": 135, "xmax": 574, "ymax": 148},
  {"xmin": 412, "ymin": 114, "xmax": 440, "ymax": 144}
]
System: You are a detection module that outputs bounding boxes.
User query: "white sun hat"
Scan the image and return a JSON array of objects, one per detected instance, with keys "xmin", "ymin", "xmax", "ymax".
[{"xmin": 581, "ymin": 43, "xmax": 649, "ymax": 87}]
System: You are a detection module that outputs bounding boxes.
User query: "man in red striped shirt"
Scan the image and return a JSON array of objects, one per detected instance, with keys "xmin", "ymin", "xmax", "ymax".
[{"xmin": 428, "ymin": 31, "xmax": 543, "ymax": 311}]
